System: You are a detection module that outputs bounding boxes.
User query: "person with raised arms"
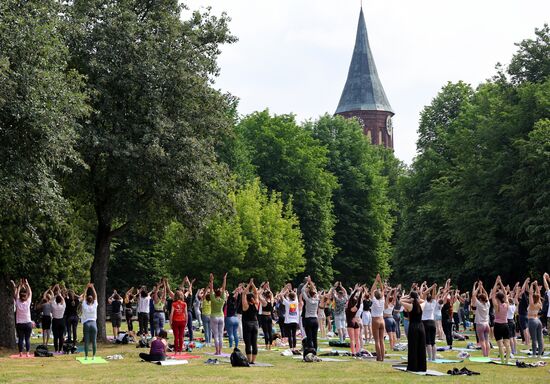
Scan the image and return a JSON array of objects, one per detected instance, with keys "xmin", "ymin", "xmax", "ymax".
[
  {"xmin": 209, "ymin": 272, "xmax": 227, "ymax": 356},
  {"xmin": 401, "ymin": 289, "xmax": 426, "ymax": 372},
  {"xmin": 279, "ymin": 283, "xmax": 299, "ymax": 352},
  {"xmin": 152, "ymin": 282, "xmax": 167, "ymax": 336},
  {"xmin": 507, "ymin": 283, "xmax": 519, "ymax": 357},
  {"xmin": 108, "ymin": 289, "xmax": 123, "ymax": 339},
  {"xmin": 471, "ymin": 280, "xmax": 491, "ymax": 357},
  {"xmin": 518, "ymin": 277, "xmax": 531, "ymax": 346},
  {"xmin": 12, "ymin": 279, "xmax": 33, "ymax": 357},
  {"xmin": 346, "ymin": 285, "xmax": 364, "ymax": 356},
  {"xmin": 420, "ymin": 282, "xmax": 437, "ymax": 361},
  {"xmin": 241, "ymin": 278, "xmax": 260, "ymax": 364},
  {"xmin": 258, "ymin": 282, "xmax": 275, "ymax": 351},
  {"xmin": 81, "ymin": 282, "xmax": 98, "ymax": 360},
  {"xmin": 491, "ymin": 276, "xmax": 511, "ymax": 364},
  {"xmin": 440, "ymin": 279, "xmax": 454, "ymax": 350},
  {"xmin": 37, "ymin": 287, "xmax": 53, "ymax": 347},
  {"xmin": 226, "ymin": 284, "xmax": 241, "ymax": 349},
  {"xmin": 528, "ymin": 280, "xmax": 544, "ymax": 357},
  {"xmin": 383, "ymin": 286, "xmax": 398, "ymax": 351},
  {"xmin": 301, "ymin": 276, "xmax": 320, "ymax": 352},
  {"xmin": 50, "ymin": 284, "xmax": 66, "ymax": 353},
  {"xmin": 123, "ymin": 287, "xmax": 136, "ymax": 336},
  {"xmin": 370, "ymin": 273, "xmax": 386, "ymax": 361},
  {"xmin": 170, "ymin": 290, "xmax": 187, "ymax": 355}
]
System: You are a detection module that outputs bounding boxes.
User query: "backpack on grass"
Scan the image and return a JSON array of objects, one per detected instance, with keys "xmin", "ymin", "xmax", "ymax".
[
  {"xmin": 230, "ymin": 347, "xmax": 249, "ymax": 367},
  {"xmin": 34, "ymin": 345, "xmax": 53, "ymax": 357}
]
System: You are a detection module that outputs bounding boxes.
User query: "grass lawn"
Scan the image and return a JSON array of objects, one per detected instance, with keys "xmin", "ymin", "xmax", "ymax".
[{"xmin": 1, "ymin": 324, "xmax": 549, "ymax": 383}]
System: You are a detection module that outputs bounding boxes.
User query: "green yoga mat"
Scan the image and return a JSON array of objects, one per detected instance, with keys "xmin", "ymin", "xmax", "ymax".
[
  {"xmin": 76, "ymin": 356, "xmax": 108, "ymax": 364},
  {"xmin": 468, "ymin": 357, "xmax": 492, "ymax": 363},
  {"xmin": 490, "ymin": 361, "xmax": 515, "ymax": 366},
  {"xmin": 432, "ymin": 359, "xmax": 463, "ymax": 364}
]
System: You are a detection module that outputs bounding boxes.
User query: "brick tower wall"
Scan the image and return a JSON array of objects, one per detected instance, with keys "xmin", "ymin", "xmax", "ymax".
[{"xmin": 336, "ymin": 110, "xmax": 394, "ymax": 149}]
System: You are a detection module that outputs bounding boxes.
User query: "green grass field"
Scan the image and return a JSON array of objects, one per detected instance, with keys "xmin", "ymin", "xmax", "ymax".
[{"xmin": 1, "ymin": 324, "xmax": 549, "ymax": 383}]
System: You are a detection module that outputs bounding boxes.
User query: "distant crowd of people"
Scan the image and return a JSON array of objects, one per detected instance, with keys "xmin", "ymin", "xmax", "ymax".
[{"xmin": 12, "ymin": 272, "xmax": 550, "ymax": 371}]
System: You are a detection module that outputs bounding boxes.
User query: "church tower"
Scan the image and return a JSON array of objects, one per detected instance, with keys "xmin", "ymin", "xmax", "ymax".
[{"xmin": 335, "ymin": 8, "xmax": 394, "ymax": 149}]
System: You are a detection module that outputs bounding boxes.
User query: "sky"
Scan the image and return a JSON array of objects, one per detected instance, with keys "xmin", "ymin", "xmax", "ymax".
[{"xmin": 185, "ymin": 0, "xmax": 550, "ymax": 164}]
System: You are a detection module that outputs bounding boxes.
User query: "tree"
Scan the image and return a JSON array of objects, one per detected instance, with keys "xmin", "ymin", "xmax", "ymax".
[
  {"xmin": 162, "ymin": 179, "xmax": 305, "ymax": 287},
  {"xmin": 307, "ymin": 115, "xmax": 394, "ymax": 283},
  {"xmin": 393, "ymin": 82, "xmax": 473, "ymax": 285},
  {"xmin": 508, "ymin": 24, "xmax": 550, "ymax": 84},
  {"xmin": 395, "ymin": 25, "xmax": 550, "ymax": 286},
  {"xmin": 66, "ymin": 0, "xmax": 236, "ymax": 340},
  {"xmin": 509, "ymin": 119, "xmax": 550, "ymax": 273},
  {"xmin": 236, "ymin": 111, "xmax": 337, "ymax": 286},
  {"xmin": 0, "ymin": 0, "xmax": 88, "ymax": 348}
]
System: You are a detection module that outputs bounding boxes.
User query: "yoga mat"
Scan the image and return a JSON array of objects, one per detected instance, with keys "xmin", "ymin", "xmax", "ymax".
[
  {"xmin": 320, "ymin": 358, "xmax": 352, "ymax": 362},
  {"xmin": 9, "ymin": 354, "xmax": 34, "ymax": 359},
  {"xmin": 393, "ymin": 365, "xmax": 447, "ymax": 376},
  {"xmin": 468, "ymin": 356, "xmax": 493, "ymax": 363},
  {"xmin": 76, "ymin": 356, "xmax": 108, "ymax": 364},
  {"xmin": 250, "ymin": 362, "xmax": 273, "ymax": 367},
  {"xmin": 490, "ymin": 361, "xmax": 516, "ymax": 366},
  {"xmin": 166, "ymin": 353, "xmax": 201, "ymax": 359},
  {"xmin": 204, "ymin": 352, "xmax": 231, "ymax": 358},
  {"xmin": 432, "ymin": 359, "xmax": 464, "ymax": 364},
  {"xmin": 154, "ymin": 360, "xmax": 188, "ymax": 366}
]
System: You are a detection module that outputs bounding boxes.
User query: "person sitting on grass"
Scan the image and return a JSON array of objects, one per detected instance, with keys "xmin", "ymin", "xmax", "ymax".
[{"xmin": 139, "ymin": 330, "xmax": 168, "ymax": 362}]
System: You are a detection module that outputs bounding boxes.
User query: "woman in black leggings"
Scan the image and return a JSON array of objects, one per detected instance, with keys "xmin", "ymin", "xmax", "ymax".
[
  {"xmin": 301, "ymin": 276, "xmax": 320, "ymax": 351},
  {"xmin": 259, "ymin": 283, "xmax": 274, "ymax": 350},
  {"xmin": 12, "ymin": 279, "xmax": 33, "ymax": 357},
  {"xmin": 241, "ymin": 279, "xmax": 259, "ymax": 364}
]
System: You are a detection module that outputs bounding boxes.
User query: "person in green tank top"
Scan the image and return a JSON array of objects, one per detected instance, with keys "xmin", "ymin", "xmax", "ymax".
[
  {"xmin": 209, "ymin": 272, "xmax": 227, "ymax": 355},
  {"xmin": 153, "ymin": 281, "xmax": 167, "ymax": 335}
]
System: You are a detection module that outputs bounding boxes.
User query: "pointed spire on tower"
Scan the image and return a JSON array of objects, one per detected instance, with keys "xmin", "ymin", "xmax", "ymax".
[{"xmin": 335, "ymin": 8, "xmax": 393, "ymax": 114}]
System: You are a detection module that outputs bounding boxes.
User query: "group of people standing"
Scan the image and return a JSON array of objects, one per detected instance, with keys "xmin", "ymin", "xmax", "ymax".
[
  {"xmin": 13, "ymin": 279, "xmax": 99, "ymax": 360},
  {"xmin": 13, "ymin": 272, "xmax": 550, "ymax": 372}
]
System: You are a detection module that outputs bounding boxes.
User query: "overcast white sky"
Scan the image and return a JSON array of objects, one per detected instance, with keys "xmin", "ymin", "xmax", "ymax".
[{"xmin": 185, "ymin": 0, "xmax": 549, "ymax": 164}]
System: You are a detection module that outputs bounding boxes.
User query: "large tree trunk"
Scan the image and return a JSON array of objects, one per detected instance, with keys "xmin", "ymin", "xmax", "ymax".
[
  {"xmin": 0, "ymin": 274, "xmax": 16, "ymax": 349},
  {"xmin": 90, "ymin": 221, "xmax": 111, "ymax": 343}
]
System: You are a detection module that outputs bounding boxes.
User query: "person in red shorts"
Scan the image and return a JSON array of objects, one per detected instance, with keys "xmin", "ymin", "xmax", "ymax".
[{"xmin": 170, "ymin": 290, "xmax": 187, "ymax": 354}]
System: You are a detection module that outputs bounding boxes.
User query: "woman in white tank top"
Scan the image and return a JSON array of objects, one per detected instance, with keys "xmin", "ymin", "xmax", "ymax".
[{"xmin": 370, "ymin": 274, "xmax": 386, "ymax": 362}]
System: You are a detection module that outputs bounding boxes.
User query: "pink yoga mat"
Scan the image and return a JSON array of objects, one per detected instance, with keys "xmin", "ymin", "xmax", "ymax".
[
  {"xmin": 166, "ymin": 353, "xmax": 201, "ymax": 360},
  {"xmin": 9, "ymin": 354, "xmax": 35, "ymax": 359}
]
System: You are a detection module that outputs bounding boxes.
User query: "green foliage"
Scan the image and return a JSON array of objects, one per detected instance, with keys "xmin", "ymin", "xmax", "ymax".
[
  {"xmin": 108, "ymin": 228, "xmax": 171, "ymax": 292},
  {"xmin": 161, "ymin": 179, "xmax": 305, "ymax": 287},
  {"xmin": 508, "ymin": 24, "xmax": 550, "ymax": 84},
  {"xmin": 307, "ymin": 115, "xmax": 394, "ymax": 283},
  {"xmin": 395, "ymin": 25, "xmax": 550, "ymax": 286},
  {"xmin": 393, "ymin": 82, "xmax": 474, "ymax": 285},
  {"xmin": 236, "ymin": 111, "xmax": 337, "ymax": 286},
  {"xmin": 0, "ymin": 0, "xmax": 88, "ymax": 273},
  {"xmin": 67, "ymin": 0, "xmax": 237, "ymax": 231}
]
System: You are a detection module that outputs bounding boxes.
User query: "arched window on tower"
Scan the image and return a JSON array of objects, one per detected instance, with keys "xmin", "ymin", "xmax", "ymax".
[{"xmin": 379, "ymin": 130, "xmax": 383, "ymax": 146}]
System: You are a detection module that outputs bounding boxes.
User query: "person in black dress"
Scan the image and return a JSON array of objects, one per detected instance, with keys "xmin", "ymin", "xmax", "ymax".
[{"xmin": 401, "ymin": 291, "xmax": 426, "ymax": 372}]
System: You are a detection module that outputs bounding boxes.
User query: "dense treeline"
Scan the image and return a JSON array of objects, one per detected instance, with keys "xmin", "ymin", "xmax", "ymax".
[
  {"xmin": 393, "ymin": 25, "xmax": 550, "ymax": 287},
  {"xmin": 1, "ymin": 0, "xmax": 548, "ymax": 347}
]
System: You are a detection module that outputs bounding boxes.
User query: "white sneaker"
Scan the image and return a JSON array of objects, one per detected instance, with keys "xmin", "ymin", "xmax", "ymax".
[{"xmin": 510, "ymin": 353, "xmax": 514, "ymax": 358}]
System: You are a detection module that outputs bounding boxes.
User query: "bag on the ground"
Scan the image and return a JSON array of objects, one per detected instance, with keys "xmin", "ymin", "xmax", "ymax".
[
  {"xmin": 34, "ymin": 344, "xmax": 53, "ymax": 357},
  {"xmin": 328, "ymin": 340, "xmax": 350, "ymax": 348},
  {"xmin": 303, "ymin": 347, "xmax": 316, "ymax": 360},
  {"xmin": 230, "ymin": 347, "xmax": 250, "ymax": 367},
  {"xmin": 115, "ymin": 332, "xmax": 129, "ymax": 344},
  {"xmin": 62, "ymin": 343, "xmax": 78, "ymax": 354}
]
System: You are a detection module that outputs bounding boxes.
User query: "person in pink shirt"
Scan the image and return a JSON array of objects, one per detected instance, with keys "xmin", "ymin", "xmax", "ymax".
[{"xmin": 12, "ymin": 278, "xmax": 33, "ymax": 357}]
